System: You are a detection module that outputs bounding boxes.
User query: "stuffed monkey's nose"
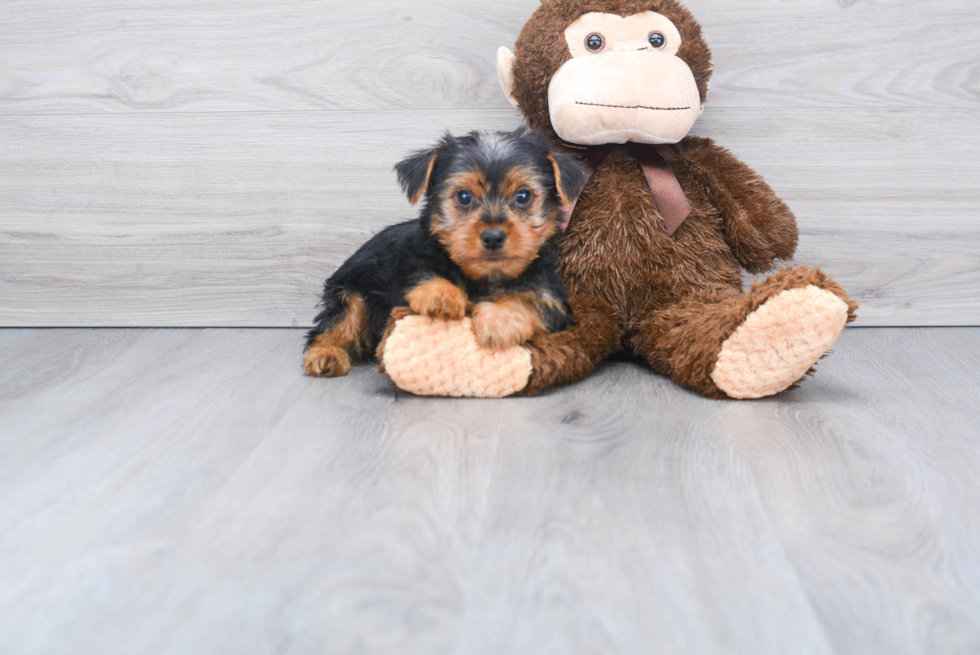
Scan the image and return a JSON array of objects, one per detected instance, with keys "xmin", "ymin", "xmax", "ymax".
[
  {"xmin": 480, "ymin": 230, "xmax": 507, "ymax": 250},
  {"xmin": 613, "ymin": 39, "xmax": 652, "ymax": 52}
]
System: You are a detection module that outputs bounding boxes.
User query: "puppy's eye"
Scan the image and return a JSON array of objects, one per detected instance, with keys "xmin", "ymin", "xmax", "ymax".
[
  {"xmin": 514, "ymin": 189, "xmax": 532, "ymax": 206},
  {"xmin": 585, "ymin": 33, "xmax": 605, "ymax": 52},
  {"xmin": 648, "ymin": 32, "xmax": 666, "ymax": 49},
  {"xmin": 456, "ymin": 190, "xmax": 473, "ymax": 206}
]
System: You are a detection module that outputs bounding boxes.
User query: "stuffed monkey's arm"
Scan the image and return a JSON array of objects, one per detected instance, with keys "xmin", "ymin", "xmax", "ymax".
[{"xmin": 678, "ymin": 136, "xmax": 798, "ymax": 274}]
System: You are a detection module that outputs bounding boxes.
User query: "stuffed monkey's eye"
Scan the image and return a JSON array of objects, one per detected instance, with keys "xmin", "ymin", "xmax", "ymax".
[
  {"xmin": 514, "ymin": 189, "xmax": 532, "ymax": 206},
  {"xmin": 456, "ymin": 190, "xmax": 473, "ymax": 206},
  {"xmin": 585, "ymin": 33, "xmax": 605, "ymax": 52},
  {"xmin": 648, "ymin": 32, "xmax": 666, "ymax": 49}
]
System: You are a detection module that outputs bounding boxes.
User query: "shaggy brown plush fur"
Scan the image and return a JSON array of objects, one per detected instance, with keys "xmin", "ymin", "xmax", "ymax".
[
  {"xmin": 522, "ymin": 294, "xmax": 623, "ymax": 396},
  {"xmin": 501, "ymin": 0, "xmax": 856, "ymax": 398},
  {"xmin": 374, "ymin": 0, "xmax": 856, "ymax": 398},
  {"xmin": 629, "ymin": 266, "xmax": 858, "ymax": 398}
]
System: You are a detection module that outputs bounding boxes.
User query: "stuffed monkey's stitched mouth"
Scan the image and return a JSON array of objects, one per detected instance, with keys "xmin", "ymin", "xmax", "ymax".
[{"xmin": 575, "ymin": 101, "xmax": 691, "ymax": 111}]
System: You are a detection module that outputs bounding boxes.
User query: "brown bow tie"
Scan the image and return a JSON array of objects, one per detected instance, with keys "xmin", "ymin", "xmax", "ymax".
[{"xmin": 559, "ymin": 143, "xmax": 692, "ymax": 236}]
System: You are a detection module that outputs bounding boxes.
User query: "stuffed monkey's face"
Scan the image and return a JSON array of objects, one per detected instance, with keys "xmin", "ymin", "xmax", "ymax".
[
  {"xmin": 552, "ymin": 12, "xmax": 702, "ymax": 145},
  {"xmin": 499, "ymin": 10, "xmax": 705, "ymax": 147}
]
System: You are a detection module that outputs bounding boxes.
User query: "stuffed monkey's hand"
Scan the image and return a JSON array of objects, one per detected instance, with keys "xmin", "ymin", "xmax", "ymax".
[
  {"xmin": 377, "ymin": 294, "xmax": 621, "ymax": 398},
  {"xmin": 680, "ymin": 137, "xmax": 799, "ymax": 274}
]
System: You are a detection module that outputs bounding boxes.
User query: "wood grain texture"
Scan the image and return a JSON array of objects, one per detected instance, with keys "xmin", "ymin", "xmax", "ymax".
[
  {"xmin": 1, "ymin": 108, "xmax": 978, "ymax": 327},
  {"xmin": 727, "ymin": 328, "xmax": 980, "ymax": 655},
  {"xmin": 1, "ymin": 0, "xmax": 977, "ymax": 114},
  {"xmin": 1, "ymin": 0, "xmax": 978, "ymax": 328},
  {"xmin": 0, "ymin": 327, "xmax": 979, "ymax": 654}
]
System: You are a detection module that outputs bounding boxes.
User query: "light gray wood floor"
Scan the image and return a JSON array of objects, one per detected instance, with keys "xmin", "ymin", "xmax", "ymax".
[{"xmin": 1, "ymin": 327, "xmax": 979, "ymax": 655}]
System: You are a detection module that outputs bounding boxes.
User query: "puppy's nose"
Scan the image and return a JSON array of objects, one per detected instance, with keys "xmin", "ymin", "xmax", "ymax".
[{"xmin": 480, "ymin": 229, "xmax": 507, "ymax": 250}]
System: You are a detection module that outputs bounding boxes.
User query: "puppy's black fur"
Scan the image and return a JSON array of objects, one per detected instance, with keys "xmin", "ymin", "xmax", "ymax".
[{"xmin": 304, "ymin": 128, "xmax": 587, "ymax": 378}]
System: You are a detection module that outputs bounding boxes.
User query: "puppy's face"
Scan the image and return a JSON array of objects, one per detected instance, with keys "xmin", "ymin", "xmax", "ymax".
[
  {"xmin": 396, "ymin": 130, "xmax": 588, "ymax": 281},
  {"xmin": 434, "ymin": 156, "xmax": 556, "ymax": 281}
]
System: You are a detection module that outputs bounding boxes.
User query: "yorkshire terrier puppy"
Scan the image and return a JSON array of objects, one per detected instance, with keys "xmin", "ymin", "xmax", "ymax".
[{"xmin": 304, "ymin": 127, "xmax": 588, "ymax": 378}]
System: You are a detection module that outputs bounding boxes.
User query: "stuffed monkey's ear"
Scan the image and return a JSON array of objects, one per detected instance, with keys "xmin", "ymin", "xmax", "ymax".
[
  {"xmin": 395, "ymin": 146, "xmax": 440, "ymax": 206},
  {"xmin": 546, "ymin": 149, "xmax": 589, "ymax": 207},
  {"xmin": 497, "ymin": 47, "xmax": 519, "ymax": 110}
]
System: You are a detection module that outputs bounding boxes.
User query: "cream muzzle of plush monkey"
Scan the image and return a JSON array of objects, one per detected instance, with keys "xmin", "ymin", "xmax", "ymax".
[{"xmin": 498, "ymin": 11, "xmax": 704, "ymax": 146}]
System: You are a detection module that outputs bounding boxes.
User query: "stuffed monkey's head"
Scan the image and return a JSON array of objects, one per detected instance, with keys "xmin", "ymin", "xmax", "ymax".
[{"xmin": 497, "ymin": 0, "xmax": 712, "ymax": 146}]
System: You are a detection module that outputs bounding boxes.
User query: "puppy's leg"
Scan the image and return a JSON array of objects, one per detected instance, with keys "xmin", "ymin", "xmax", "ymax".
[
  {"xmin": 405, "ymin": 277, "xmax": 468, "ymax": 320},
  {"xmin": 304, "ymin": 292, "xmax": 370, "ymax": 377},
  {"xmin": 471, "ymin": 291, "xmax": 565, "ymax": 350}
]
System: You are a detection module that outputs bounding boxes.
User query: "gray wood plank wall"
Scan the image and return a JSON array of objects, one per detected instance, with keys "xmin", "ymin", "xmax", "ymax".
[{"xmin": 1, "ymin": 0, "xmax": 977, "ymax": 327}]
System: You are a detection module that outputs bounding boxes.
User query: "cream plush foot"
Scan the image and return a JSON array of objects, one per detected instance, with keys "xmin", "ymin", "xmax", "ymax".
[
  {"xmin": 380, "ymin": 315, "xmax": 532, "ymax": 398},
  {"xmin": 711, "ymin": 285, "xmax": 850, "ymax": 399}
]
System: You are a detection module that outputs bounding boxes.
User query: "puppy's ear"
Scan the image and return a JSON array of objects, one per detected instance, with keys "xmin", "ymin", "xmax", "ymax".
[
  {"xmin": 394, "ymin": 146, "xmax": 439, "ymax": 206},
  {"xmin": 546, "ymin": 149, "xmax": 588, "ymax": 207}
]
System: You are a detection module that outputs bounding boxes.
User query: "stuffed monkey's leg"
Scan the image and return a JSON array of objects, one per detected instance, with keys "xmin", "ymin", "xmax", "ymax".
[
  {"xmin": 629, "ymin": 266, "xmax": 858, "ymax": 399},
  {"xmin": 521, "ymin": 295, "xmax": 623, "ymax": 396}
]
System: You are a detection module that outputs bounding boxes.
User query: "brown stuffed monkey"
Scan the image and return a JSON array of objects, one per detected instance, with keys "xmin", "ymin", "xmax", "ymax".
[{"xmin": 379, "ymin": 0, "xmax": 857, "ymax": 399}]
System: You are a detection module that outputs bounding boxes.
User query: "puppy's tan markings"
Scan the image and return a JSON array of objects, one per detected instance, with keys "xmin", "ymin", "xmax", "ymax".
[
  {"xmin": 501, "ymin": 167, "xmax": 540, "ymax": 201},
  {"xmin": 546, "ymin": 154, "xmax": 573, "ymax": 205},
  {"xmin": 410, "ymin": 150, "xmax": 439, "ymax": 206},
  {"xmin": 472, "ymin": 295, "xmax": 548, "ymax": 350},
  {"xmin": 430, "ymin": 170, "xmax": 488, "ymax": 235},
  {"xmin": 441, "ymin": 216, "xmax": 558, "ymax": 281},
  {"xmin": 456, "ymin": 170, "xmax": 488, "ymax": 194},
  {"xmin": 432, "ymin": 165, "xmax": 562, "ymax": 281},
  {"xmin": 406, "ymin": 277, "xmax": 469, "ymax": 320},
  {"xmin": 441, "ymin": 170, "xmax": 488, "ymax": 207},
  {"xmin": 498, "ymin": 289, "xmax": 566, "ymax": 318},
  {"xmin": 304, "ymin": 344, "xmax": 351, "ymax": 377},
  {"xmin": 304, "ymin": 293, "xmax": 369, "ymax": 378}
]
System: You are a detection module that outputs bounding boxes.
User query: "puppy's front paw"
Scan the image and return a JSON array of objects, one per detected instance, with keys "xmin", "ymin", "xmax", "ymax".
[
  {"xmin": 471, "ymin": 301, "xmax": 538, "ymax": 350},
  {"xmin": 406, "ymin": 278, "xmax": 468, "ymax": 320},
  {"xmin": 304, "ymin": 345, "xmax": 351, "ymax": 377}
]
